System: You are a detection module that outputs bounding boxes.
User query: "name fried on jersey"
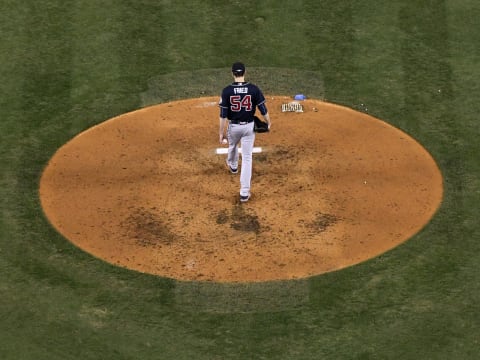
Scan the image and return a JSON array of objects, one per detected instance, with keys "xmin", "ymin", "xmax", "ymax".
[{"xmin": 219, "ymin": 82, "xmax": 267, "ymax": 123}]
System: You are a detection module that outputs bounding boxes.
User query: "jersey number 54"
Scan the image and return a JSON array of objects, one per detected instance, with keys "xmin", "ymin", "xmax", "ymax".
[{"xmin": 230, "ymin": 95, "xmax": 252, "ymax": 112}]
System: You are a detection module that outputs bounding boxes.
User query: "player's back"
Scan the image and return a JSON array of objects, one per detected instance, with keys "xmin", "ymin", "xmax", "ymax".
[{"xmin": 221, "ymin": 82, "xmax": 265, "ymax": 123}]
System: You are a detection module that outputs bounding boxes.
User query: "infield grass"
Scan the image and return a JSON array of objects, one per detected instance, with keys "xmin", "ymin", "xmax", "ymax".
[{"xmin": 1, "ymin": 1, "xmax": 479, "ymax": 359}]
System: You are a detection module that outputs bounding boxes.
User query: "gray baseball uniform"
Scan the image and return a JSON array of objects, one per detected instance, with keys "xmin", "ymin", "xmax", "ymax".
[{"xmin": 219, "ymin": 68, "xmax": 268, "ymax": 200}]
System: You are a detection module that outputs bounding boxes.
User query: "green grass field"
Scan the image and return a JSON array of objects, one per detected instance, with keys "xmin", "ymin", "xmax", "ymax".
[{"xmin": 1, "ymin": 1, "xmax": 479, "ymax": 359}]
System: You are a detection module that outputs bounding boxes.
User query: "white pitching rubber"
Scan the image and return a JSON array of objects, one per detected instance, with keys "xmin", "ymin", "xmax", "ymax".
[{"xmin": 215, "ymin": 147, "xmax": 262, "ymax": 155}]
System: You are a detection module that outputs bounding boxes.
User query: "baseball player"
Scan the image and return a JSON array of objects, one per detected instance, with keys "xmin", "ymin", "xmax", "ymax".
[{"xmin": 218, "ymin": 62, "xmax": 271, "ymax": 202}]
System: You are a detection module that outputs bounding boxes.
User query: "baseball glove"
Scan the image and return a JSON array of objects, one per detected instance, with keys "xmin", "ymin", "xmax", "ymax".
[{"xmin": 253, "ymin": 116, "xmax": 269, "ymax": 133}]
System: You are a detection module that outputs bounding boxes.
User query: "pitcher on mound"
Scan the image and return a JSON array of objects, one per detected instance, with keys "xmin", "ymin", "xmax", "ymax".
[{"xmin": 218, "ymin": 62, "xmax": 271, "ymax": 203}]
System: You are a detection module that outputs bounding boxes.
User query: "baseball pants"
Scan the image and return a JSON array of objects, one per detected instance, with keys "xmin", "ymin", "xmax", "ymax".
[{"xmin": 227, "ymin": 122, "xmax": 255, "ymax": 197}]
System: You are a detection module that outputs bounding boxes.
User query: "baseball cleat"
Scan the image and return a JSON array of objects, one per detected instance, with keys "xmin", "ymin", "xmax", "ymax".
[
  {"xmin": 240, "ymin": 194, "xmax": 250, "ymax": 202},
  {"xmin": 226, "ymin": 160, "xmax": 238, "ymax": 174}
]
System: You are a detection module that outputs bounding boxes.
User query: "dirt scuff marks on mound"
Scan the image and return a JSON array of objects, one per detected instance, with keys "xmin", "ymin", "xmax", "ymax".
[
  {"xmin": 306, "ymin": 212, "xmax": 340, "ymax": 233},
  {"xmin": 216, "ymin": 205, "xmax": 264, "ymax": 234},
  {"xmin": 121, "ymin": 207, "xmax": 180, "ymax": 247}
]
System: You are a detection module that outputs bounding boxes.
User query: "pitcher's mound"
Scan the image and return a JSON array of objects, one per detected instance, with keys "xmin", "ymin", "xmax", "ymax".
[{"xmin": 39, "ymin": 97, "xmax": 443, "ymax": 282}]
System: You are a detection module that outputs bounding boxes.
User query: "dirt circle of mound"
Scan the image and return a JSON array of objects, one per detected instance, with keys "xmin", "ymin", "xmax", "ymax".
[{"xmin": 39, "ymin": 97, "xmax": 443, "ymax": 282}]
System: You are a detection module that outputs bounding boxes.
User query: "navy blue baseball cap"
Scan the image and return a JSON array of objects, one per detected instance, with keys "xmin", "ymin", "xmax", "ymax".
[{"xmin": 232, "ymin": 62, "xmax": 245, "ymax": 73}]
